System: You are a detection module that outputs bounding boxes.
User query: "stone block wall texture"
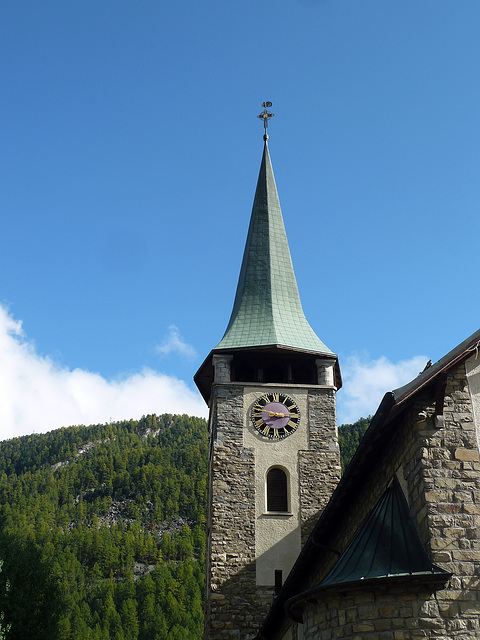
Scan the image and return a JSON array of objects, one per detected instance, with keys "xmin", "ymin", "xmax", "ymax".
[
  {"xmin": 205, "ymin": 384, "xmax": 275, "ymax": 640},
  {"xmin": 300, "ymin": 389, "xmax": 341, "ymax": 544},
  {"xmin": 302, "ymin": 583, "xmax": 452, "ymax": 640},
  {"xmin": 410, "ymin": 364, "xmax": 480, "ymax": 638},
  {"xmin": 205, "ymin": 384, "xmax": 341, "ymax": 639},
  {"xmin": 289, "ymin": 359, "xmax": 480, "ymax": 640}
]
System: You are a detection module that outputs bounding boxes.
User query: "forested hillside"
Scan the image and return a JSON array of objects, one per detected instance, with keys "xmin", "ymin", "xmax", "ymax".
[
  {"xmin": 338, "ymin": 416, "xmax": 371, "ymax": 471},
  {"xmin": 0, "ymin": 414, "xmax": 208, "ymax": 640},
  {"xmin": 0, "ymin": 413, "xmax": 368, "ymax": 639}
]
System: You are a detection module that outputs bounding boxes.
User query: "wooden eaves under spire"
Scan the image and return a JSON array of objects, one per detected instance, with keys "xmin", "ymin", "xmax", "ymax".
[{"xmin": 195, "ymin": 127, "xmax": 340, "ymax": 404}]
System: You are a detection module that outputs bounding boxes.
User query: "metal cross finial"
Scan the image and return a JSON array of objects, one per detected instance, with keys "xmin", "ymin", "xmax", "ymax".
[{"xmin": 257, "ymin": 101, "xmax": 274, "ymax": 141}]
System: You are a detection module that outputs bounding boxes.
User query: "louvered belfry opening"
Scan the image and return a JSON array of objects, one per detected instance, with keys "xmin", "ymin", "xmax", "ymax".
[
  {"xmin": 230, "ymin": 353, "xmax": 318, "ymax": 385},
  {"xmin": 267, "ymin": 468, "xmax": 288, "ymax": 512}
]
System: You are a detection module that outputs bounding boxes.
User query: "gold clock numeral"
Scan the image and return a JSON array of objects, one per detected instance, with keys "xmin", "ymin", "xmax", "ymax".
[
  {"xmin": 272, "ymin": 393, "xmax": 280, "ymax": 402},
  {"xmin": 287, "ymin": 419, "xmax": 297, "ymax": 428},
  {"xmin": 262, "ymin": 425, "xmax": 270, "ymax": 436}
]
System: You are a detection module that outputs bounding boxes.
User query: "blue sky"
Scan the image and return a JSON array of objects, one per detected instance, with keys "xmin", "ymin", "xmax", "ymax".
[{"xmin": 1, "ymin": 1, "xmax": 479, "ymax": 439}]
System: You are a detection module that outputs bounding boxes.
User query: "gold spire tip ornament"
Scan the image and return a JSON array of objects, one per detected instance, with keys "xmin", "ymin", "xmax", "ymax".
[{"xmin": 257, "ymin": 101, "xmax": 274, "ymax": 141}]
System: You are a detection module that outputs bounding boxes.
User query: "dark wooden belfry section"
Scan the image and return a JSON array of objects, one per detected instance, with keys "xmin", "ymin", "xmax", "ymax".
[{"xmin": 230, "ymin": 352, "xmax": 318, "ymax": 385}]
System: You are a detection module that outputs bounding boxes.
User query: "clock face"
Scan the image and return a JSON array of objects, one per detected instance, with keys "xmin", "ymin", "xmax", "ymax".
[{"xmin": 251, "ymin": 392, "xmax": 300, "ymax": 440}]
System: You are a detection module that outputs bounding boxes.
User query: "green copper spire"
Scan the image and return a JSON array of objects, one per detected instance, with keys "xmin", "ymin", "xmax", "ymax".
[{"xmin": 215, "ymin": 140, "xmax": 333, "ymax": 356}]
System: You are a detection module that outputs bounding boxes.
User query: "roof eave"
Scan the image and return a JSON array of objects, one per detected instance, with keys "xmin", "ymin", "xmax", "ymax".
[
  {"xmin": 194, "ymin": 345, "xmax": 342, "ymax": 405},
  {"xmin": 393, "ymin": 327, "xmax": 480, "ymax": 406}
]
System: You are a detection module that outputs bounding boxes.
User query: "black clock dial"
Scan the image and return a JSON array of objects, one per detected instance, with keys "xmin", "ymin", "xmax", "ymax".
[{"xmin": 251, "ymin": 392, "xmax": 300, "ymax": 440}]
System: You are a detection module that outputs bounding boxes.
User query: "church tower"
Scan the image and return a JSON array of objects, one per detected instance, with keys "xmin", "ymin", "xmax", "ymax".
[{"xmin": 195, "ymin": 104, "xmax": 342, "ymax": 640}]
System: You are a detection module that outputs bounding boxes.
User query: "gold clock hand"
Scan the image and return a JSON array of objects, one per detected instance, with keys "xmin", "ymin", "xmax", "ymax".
[
  {"xmin": 261, "ymin": 410, "xmax": 297, "ymax": 418},
  {"xmin": 270, "ymin": 411, "xmax": 297, "ymax": 418}
]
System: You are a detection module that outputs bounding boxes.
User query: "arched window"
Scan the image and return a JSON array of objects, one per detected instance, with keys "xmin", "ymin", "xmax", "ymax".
[{"xmin": 266, "ymin": 468, "xmax": 288, "ymax": 512}]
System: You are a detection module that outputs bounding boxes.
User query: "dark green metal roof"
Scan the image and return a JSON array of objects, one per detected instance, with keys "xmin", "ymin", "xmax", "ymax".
[
  {"xmin": 319, "ymin": 477, "xmax": 447, "ymax": 588},
  {"xmin": 282, "ymin": 477, "xmax": 450, "ymax": 626},
  {"xmin": 215, "ymin": 141, "xmax": 334, "ymax": 356}
]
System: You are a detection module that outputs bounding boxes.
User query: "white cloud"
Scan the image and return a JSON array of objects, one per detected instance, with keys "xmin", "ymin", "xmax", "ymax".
[
  {"xmin": 0, "ymin": 304, "xmax": 432, "ymax": 441},
  {"xmin": 0, "ymin": 306, "xmax": 207, "ymax": 441},
  {"xmin": 156, "ymin": 325, "xmax": 197, "ymax": 359},
  {"xmin": 337, "ymin": 353, "xmax": 429, "ymax": 426}
]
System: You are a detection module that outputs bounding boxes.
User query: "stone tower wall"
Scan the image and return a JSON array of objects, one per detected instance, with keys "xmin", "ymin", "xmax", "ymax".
[
  {"xmin": 205, "ymin": 382, "xmax": 341, "ymax": 640},
  {"xmin": 205, "ymin": 384, "xmax": 275, "ymax": 640},
  {"xmin": 300, "ymin": 388, "xmax": 341, "ymax": 543}
]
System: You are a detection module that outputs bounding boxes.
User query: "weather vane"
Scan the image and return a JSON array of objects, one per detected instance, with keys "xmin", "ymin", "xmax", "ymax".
[{"xmin": 257, "ymin": 101, "xmax": 274, "ymax": 140}]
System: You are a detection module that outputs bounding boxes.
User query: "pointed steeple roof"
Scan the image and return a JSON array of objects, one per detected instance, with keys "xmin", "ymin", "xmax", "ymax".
[{"xmin": 215, "ymin": 141, "xmax": 333, "ymax": 356}]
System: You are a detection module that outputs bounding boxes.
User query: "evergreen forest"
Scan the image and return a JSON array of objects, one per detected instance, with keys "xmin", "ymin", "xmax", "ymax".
[
  {"xmin": 0, "ymin": 413, "xmax": 368, "ymax": 639},
  {"xmin": 338, "ymin": 416, "xmax": 371, "ymax": 471}
]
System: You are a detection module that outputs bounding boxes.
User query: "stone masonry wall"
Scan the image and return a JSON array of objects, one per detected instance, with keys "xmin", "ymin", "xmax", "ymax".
[
  {"xmin": 407, "ymin": 363, "xmax": 480, "ymax": 638},
  {"xmin": 302, "ymin": 582, "xmax": 448, "ymax": 640},
  {"xmin": 205, "ymin": 384, "xmax": 275, "ymax": 640},
  {"xmin": 206, "ymin": 382, "xmax": 342, "ymax": 639},
  {"xmin": 299, "ymin": 388, "xmax": 341, "ymax": 544}
]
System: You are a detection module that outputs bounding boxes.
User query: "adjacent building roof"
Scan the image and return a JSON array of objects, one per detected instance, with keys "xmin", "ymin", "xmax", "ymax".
[
  {"xmin": 215, "ymin": 140, "xmax": 334, "ymax": 357},
  {"xmin": 318, "ymin": 476, "xmax": 446, "ymax": 583},
  {"xmin": 255, "ymin": 327, "xmax": 480, "ymax": 638},
  {"xmin": 285, "ymin": 478, "xmax": 449, "ymax": 621}
]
